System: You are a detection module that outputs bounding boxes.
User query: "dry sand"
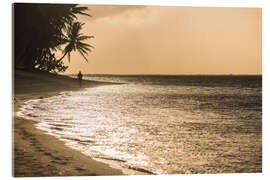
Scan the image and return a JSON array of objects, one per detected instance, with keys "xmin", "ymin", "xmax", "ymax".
[{"xmin": 13, "ymin": 70, "xmax": 125, "ymax": 177}]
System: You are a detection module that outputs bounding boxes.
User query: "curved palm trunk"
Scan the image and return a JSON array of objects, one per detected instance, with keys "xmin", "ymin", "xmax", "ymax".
[{"xmin": 56, "ymin": 51, "xmax": 68, "ymax": 62}]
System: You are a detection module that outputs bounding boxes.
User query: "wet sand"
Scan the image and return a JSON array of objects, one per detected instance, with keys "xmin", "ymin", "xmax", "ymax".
[{"xmin": 13, "ymin": 70, "xmax": 124, "ymax": 177}]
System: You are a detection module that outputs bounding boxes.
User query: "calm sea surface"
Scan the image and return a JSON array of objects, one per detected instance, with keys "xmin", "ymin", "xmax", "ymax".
[{"xmin": 18, "ymin": 75, "xmax": 262, "ymax": 174}]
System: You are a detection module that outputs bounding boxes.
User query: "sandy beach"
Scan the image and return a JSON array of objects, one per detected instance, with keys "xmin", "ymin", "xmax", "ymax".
[{"xmin": 13, "ymin": 70, "xmax": 124, "ymax": 177}]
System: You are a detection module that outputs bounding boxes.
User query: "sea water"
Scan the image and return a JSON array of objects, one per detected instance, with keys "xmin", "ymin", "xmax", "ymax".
[{"xmin": 18, "ymin": 75, "xmax": 262, "ymax": 174}]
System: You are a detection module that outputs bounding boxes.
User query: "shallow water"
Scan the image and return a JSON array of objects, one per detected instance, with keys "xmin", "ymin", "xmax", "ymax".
[{"xmin": 18, "ymin": 75, "xmax": 262, "ymax": 174}]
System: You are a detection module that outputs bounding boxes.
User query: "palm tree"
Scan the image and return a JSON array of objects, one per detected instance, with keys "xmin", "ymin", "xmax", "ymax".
[
  {"xmin": 14, "ymin": 3, "xmax": 91, "ymax": 71},
  {"xmin": 57, "ymin": 21, "xmax": 94, "ymax": 63}
]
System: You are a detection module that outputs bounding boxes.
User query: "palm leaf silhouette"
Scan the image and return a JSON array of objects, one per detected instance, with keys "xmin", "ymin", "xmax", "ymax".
[{"xmin": 58, "ymin": 21, "xmax": 94, "ymax": 63}]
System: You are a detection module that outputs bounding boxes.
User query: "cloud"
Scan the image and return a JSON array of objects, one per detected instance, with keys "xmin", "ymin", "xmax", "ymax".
[{"xmin": 68, "ymin": 5, "xmax": 261, "ymax": 75}]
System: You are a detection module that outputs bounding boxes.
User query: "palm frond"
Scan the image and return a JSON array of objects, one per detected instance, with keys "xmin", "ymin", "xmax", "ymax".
[
  {"xmin": 72, "ymin": 6, "xmax": 91, "ymax": 17},
  {"xmin": 78, "ymin": 49, "xmax": 88, "ymax": 62},
  {"xmin": 78, "ymin": 46, "xmax": 90, "ymax": 55},
  {"xmin": 67, "ymin": 52, "xmax": 71, "ymax": 62},
  {"xmin": 78, "ymin": 41, "xmax": 94, "ymax": 49},
  {"xmin": 77, "ymin": 35, "xmax": 94, "ymax": 41}
]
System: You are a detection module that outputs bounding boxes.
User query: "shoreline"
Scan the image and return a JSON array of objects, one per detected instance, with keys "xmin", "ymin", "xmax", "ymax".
[{"xmin": 13, "ymin": 70, "xmax": 130, "ymax": 177}]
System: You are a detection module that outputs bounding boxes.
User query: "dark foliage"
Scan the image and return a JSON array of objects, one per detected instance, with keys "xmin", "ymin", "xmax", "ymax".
[{"xmin": 14, "ymin": 3, "xmax": 93, "ymax": 72}]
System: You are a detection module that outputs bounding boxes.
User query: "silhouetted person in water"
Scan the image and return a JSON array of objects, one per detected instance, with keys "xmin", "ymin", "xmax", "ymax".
[{"xmin": 77, "ymin": 71, "xmax": 83, "ymax": 87}]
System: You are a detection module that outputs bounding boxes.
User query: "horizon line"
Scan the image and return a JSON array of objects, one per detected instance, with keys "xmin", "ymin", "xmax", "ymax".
[{"xmin": 66, "ymin": 73, "xmax": 262, "ymax": 76}]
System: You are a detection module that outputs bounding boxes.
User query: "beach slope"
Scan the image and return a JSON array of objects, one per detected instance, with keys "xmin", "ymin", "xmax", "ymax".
[{"xmin": 13, "ymin": 70, "xmax": 123, "ymax": 177}]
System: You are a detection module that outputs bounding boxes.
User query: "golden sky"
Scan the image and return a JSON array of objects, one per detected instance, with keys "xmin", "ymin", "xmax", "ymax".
[{"xmin": 62, "ymin": 5, "xmax": 262, "ymax": 75}]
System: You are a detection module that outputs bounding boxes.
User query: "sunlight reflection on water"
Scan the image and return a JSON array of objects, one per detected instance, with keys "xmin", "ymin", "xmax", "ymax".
[{"xmin": 18, "ymin": 79, "xmax": 262, "ymax": 174}]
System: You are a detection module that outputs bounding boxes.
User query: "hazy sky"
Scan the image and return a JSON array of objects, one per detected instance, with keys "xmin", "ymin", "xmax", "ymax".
[{"xmin": 61, "ymin": 5, "xmax": 262, "ymax": 75}]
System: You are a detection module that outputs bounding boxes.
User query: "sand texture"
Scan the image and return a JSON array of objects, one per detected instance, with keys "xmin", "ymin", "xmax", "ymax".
[{"xmin": 13, "ymin": 70, "xmax": 124, "ymax": 177}]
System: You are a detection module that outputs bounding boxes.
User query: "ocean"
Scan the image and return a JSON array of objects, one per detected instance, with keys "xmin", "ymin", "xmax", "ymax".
[{"xmin": 17, "ymin": 75, "xmax": 262, "ymax": 174}]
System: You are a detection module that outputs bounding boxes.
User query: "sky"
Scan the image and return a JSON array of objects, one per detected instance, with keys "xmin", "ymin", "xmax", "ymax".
[{"xmin": 61, "ymin": 5, "xmax": 262, "ymax": 75}]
